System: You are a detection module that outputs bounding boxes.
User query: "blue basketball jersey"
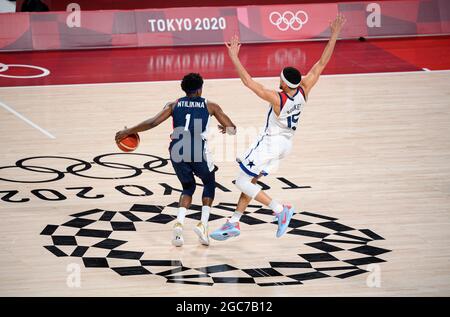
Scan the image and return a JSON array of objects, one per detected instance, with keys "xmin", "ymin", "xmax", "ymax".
[{"xmin": 169, "ymin": 96, "xmax": 210, "ymax": 162}]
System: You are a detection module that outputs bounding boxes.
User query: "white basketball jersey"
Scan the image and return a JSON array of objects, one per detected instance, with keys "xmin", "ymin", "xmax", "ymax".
[{"xmin": 264, "ymin": 87, "xmax": 307, "ymax": 139}]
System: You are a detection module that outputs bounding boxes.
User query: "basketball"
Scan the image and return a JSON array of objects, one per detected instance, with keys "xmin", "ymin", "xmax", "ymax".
[{"xmin": 116, "ymin": 133, "xmax": 140, "ymax": 152}]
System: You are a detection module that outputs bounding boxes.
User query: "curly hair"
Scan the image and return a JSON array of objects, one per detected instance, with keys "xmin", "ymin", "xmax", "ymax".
[{"xmin": 181, "ymin": 73, "xmax": 204, "ymax": 94}]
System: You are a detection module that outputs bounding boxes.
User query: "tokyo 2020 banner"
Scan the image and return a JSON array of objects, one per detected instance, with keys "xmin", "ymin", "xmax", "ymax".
[{"xmin": 0, "ymin": 0, "xmax": 449, "ymax": 51}]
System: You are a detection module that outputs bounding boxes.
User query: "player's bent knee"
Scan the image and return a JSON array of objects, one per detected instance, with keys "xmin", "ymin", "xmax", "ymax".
[
  {"xmin": 181, "ymin": 180, "xmax": 196, "ymax": 196},
  {"xmin": 235, "ymin": 172, "xmax": 261, "ymax": 199}
]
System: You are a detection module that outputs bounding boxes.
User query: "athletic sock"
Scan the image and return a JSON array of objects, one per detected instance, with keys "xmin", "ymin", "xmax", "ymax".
[
  {"xmin": 229, "ymin": 211, "xmax": 243, "ymax": 223},
  {"xmin": 177, "ymin": 207, "xmax": 187, "ymax": 225},
  {"xmin": 269, "ymin": 200, "xmax": 284, "ymax": 214},
  {"xmin": 201, "ymin": 206, "xmax": 210, "ymax": 227}
]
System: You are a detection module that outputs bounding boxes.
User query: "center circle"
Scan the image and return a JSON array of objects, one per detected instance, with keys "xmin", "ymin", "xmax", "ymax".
[{"xmin": 41, "ymin": 202, "xmax": 391, "ymax": 287}]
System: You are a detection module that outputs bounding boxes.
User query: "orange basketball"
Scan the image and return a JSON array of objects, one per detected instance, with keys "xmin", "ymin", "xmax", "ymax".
[{"xmin": 117, "ymin": 133, "xmax": 140, "ymax": 152}]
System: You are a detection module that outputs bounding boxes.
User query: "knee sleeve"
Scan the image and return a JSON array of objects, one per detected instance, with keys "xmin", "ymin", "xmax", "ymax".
[
  {"xmin": 181, "ymin": 179, "xmax": 196, "ymax": 197},
  {"xmin": 235, "ymin": 171, "xmax": 262, "ymax": 199},
  {"xmin": 201, "ymin": 172, "xmax": 216, "ymax": 200}
]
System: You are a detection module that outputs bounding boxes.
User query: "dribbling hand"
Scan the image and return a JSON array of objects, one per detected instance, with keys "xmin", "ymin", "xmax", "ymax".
[{"xmin": 115, "ymin": 126, "xmax": 130, "ymax": 142}]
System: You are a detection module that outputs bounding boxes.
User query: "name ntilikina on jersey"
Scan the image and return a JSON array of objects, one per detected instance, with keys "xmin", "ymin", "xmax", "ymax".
[{"xmin": 177, "ymin": 100, "xmax": 206, "ymax": 108}]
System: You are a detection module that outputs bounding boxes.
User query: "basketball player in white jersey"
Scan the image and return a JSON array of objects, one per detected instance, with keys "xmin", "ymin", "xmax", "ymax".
[{"xmin": 210, "ymin": 14, "xmax": 346, "ymax": 241}]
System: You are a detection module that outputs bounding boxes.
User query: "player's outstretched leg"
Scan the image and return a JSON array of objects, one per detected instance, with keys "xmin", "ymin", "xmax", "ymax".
[
  {"xmin": 210, "ymin": 191, "xmax": 248, "ymax": 241},
  {"xmin": 211, "ymin": 170, "xmax": 295, "ymax": 241},
  {"xmin": 210, "ymin": 171, "xmax": 259, "ymax": 241}
]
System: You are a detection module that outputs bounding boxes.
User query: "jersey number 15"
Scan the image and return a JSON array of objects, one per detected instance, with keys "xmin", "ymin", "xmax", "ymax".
[{"xmin": 287, "ymin": 112, "xmax": 300, "ymax": 131}]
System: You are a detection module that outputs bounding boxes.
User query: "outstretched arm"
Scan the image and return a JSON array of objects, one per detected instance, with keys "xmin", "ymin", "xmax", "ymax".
[
  {"xmin": 207, "ymin": 101, "xmax": 237, "ymax": 135},
  {"xmin": 115, "ymin": 102, "xmax": 173, "ymax": 142},
  {"xmin": 301, "ymin": 14, "xmax": 346, "ymax": 96},
  {"xmin": 226, "ymin": 35, "xmax": 280, "ymax": 109}
]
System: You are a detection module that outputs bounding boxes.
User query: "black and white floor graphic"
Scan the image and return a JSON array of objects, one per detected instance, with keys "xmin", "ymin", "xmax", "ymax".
[{"xmin": 41, "ymin": 202, "xmax": 391, "ymax": 287}]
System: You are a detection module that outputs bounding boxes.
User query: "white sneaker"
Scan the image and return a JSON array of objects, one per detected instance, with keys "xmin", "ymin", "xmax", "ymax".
[
  {"xmin": 194, "ymin": 222, "xmax": 210, "ymax": 246},
  {"xmin": 172, "ymin": 222, "xmax": 184, "ymax": 247}
]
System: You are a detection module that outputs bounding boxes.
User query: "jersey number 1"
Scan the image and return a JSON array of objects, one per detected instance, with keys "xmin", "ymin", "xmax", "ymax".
[{"xmin": 184, "ymin": 114, "xmax": 191, "ymax": 131}]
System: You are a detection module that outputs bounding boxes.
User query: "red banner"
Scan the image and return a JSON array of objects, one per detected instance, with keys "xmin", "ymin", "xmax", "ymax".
[
  {"xmin": 15, "ymin": 0, "xmax": 373, "ymax": 12},
  {"xmin": 1, "ymin": 0, "xmax": 449, "ymax": 52},
  {"xmin": 238, "ymin": 0, "xmax": 450, "ymax": 42}
]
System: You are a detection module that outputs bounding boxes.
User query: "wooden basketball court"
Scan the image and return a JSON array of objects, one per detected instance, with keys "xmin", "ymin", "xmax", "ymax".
[{"xmin": 1, "ymin": 70, "xmax": 449, "ymax": 296}]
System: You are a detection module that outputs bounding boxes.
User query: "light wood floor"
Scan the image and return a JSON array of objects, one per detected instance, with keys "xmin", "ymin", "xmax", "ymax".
[{"xmin": 0, "ymin": 71, "xmax": 449, "ymax": 296}]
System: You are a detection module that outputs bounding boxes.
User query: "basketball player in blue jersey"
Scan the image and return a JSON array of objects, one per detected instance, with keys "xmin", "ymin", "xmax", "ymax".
[
  {"xmin": 116, "ymin": 73, "xmax": 236, "ymax": 247},
  {"xmin": 211, "ymin": 14, "xmax": 346, "ymax": 241}
]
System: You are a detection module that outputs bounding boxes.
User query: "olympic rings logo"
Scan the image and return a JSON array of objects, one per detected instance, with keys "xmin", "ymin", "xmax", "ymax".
[
  {"xmin": 269, "ymin": 11, "xmax": 309, "ymax": 32},
  {"xmin": 0, "ymin": 153, "xmax": 173, "ymax": 184},
  {"xmin": 0, "ymin": 63, "xmax": 50, "ymax": 79}
]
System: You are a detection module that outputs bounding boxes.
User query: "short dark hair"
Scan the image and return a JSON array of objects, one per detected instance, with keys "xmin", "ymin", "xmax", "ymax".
[
  {"xmin": 181, "ymin": 73, "xmax": 203, "ymax": 94},
  {"xmin": 282, "ymin": 67, "xmax": 302, "ymax": 85}
]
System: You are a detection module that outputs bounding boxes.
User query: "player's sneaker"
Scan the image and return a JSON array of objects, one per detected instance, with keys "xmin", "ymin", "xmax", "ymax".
[
  {"xmin": 210, "ymin": 220, "xmax": 240, "ymax": 241},
  {"xmin": 275, "ymin": 205, "xmax": 295, "ymax": 238},
  {"xmin": 194, "ymin": 222, "xmax": 210, "ymax": 246},
  {"xmin": 172, "ymin": 222, "xmax": 184, "ymax": 247}
]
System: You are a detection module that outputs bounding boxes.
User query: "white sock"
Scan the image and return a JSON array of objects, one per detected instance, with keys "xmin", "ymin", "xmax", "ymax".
[
  {"xmin": 229, "ymin": 211, "xmax": 243, "ymax": 223},
  {"xmin": 177, "ymin": 207, "xmax": 187, "ymax": 225},
  {"xmin": 269, "ymin": 200, "xmax": 283, "ymax": 214},
  {"xmin": 201, "ymin": 206, "xmax": 210, "ymax": 227}
]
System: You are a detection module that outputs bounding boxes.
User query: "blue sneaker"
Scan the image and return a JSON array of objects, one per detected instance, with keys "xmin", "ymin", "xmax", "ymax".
[
  {"xmin": 275, "ymin": 205, "xmax": 295, "ymax": 238},
  {"xmin": 210, "ymin": 220, "xmax": 241, "ymax": 241}
]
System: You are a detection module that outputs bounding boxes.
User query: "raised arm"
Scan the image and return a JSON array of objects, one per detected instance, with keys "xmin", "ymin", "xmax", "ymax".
[
  {"xmin": 226, "ymin": 35, "xmax": 280, "ymax": 109},
  {"xmin": 301, "ymin": 14, "xmax": 346, "ymax": 96},
  {"xmin": 207, "ymin": 101, "xmax": 237, "ymax": 135},
  {"xmin": 115, "ymin": 102, "xmax": 173, "ymax": 142}
]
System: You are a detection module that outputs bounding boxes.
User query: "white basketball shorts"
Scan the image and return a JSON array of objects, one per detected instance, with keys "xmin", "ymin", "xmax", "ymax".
[{"xmin": 237, "ymin": 133, "xmax": 292, "ymax": 178}]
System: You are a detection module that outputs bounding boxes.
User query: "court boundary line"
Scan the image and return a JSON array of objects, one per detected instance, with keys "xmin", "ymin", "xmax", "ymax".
[
  {"xmin": 0, "ymin": 69, "xmax": 449, "ymax": 90},
  {"xmin": 0, "ymin": 99, "xmax": 56, "ymax": 139}
]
